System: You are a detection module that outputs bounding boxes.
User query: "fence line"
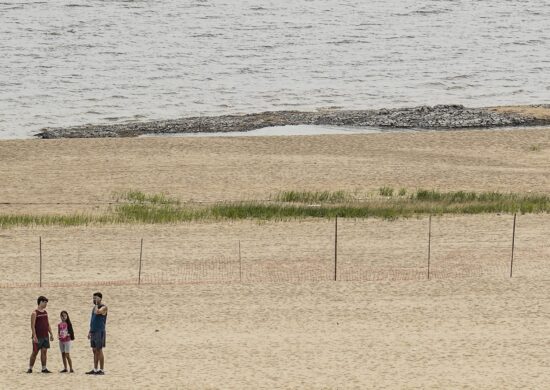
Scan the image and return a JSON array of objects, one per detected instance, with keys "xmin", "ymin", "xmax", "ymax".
[{"xmin": 1, "ymin": 214, "xmax": 548, "ymax": 289}]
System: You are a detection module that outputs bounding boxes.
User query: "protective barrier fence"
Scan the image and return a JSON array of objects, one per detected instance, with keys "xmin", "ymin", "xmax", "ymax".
[{"xmin": 1, "ymin": 214, "xmax": 548, "ymax": 288}]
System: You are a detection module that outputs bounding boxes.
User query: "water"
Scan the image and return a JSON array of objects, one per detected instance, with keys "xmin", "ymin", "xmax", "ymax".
[
  {"xmin": 138, "ymin": 124, "xmax": 550, "ymax": 139},
  {"xmin": 138, "ymin": 124, "xmax": 382, "ymax": 137},
  {"xmin": 1, "ymin": 0, "xmax": 549, "ymax": 139}
]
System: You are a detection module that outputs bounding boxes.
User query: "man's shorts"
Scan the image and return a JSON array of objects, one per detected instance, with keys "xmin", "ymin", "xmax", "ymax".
[
  {"xmin": 59, "ymin": 341, "xmax": 72, "ymax": 353},
  {"xmin": 33, "ymin": 337, "xmax": 50, "ymax": 352},
  {"xmin": 90, "ymin": 331, "xmax": 106, "ymax": 349}
]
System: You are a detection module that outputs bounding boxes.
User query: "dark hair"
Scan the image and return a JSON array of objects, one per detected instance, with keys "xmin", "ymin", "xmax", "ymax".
[
  {"xmin": 37, "ymin": 296, "xmax": 48, "ymax": 305},
  {"xmin": 93, "ymin": 292, "xmax": 102, "ymax": 299},
  {"xmin": 60, "ymin": 311, "xmax": 75, "ymax": 341}
]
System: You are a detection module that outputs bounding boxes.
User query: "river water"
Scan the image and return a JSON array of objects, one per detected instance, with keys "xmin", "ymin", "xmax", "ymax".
[{"xmin": 1, "ymin": 0, "xmax": 549, "ymax": 138}]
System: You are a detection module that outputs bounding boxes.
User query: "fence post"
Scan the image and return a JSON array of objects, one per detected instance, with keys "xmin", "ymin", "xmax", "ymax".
[
  {"xmin": 238, "ymin": 240, "xmax": 242, "ymax": 282},
  {"xmin": 39, "ymin": 236, "xmax": 42, "ymax": 288},
  {"xmin": 334, "ymin": 215, "xmax": 338, "ymax": 281},
  {"xmin": 427, "ymin": 215, "xmax": 432, "ymax": 280},
  {"xmin": 138, "ymin": 238, "xmax": 143, "ymax": 285},
  {"xmin": 510, "ymin": 213, "xmax": 516, "ymax": 278}
]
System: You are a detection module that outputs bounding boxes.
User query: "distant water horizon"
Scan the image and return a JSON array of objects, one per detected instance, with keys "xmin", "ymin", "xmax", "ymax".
[{"xmin": 1, "ymin": 0, "xmax": 549, "ymax": 139}]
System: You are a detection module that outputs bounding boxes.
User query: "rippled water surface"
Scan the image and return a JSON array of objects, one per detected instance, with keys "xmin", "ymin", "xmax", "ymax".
[{"xmin": 1, "ymin": 0, "xmax": 549, "ymax": 138}]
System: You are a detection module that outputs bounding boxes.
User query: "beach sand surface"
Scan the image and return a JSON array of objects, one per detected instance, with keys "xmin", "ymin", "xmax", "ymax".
[
  {"xmin": 1, "ymin": 128, "xmax": 550, "ymax": 215},
  {"xmin": 2, "ymin": 129, "xmax": 550, "ymax": 388},
  {"xmin": 0, "ymin": 216, "xmax": 549, "ymax": 388},
  {"xmin": 1, "ymin": 278, "xmax": 549, "ymax": 389}
]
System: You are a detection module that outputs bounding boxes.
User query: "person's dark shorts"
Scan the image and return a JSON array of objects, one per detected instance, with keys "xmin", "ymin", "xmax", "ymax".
[
  {"xmin": 33, "ymin": 337, "xmax": 50, "ymax": 352},
  {"xmin": 90, "ymin": 331, "xmax": 106, "ymax": 349}
]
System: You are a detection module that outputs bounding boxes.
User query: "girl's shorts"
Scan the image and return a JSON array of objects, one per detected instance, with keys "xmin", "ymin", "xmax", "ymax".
[{"xmin": 59, "ymin": 341, "xmax": 71, "ymax": 353}]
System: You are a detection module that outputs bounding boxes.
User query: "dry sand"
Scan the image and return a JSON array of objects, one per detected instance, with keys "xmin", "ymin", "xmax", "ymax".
[
  {"xmin": 1, "ymin": 279, "xmax": 549, "ymax": 389},
  {"xmin": 1, "ymin": 129, "xmax": 550, "ymax": 388},
  {"xmin": 1, "ymin": 215, "xmax": 550, "ymax": 287},
  {"xmin": 1, "ymin": 127, "xmax": 550, "ymax": 215}
]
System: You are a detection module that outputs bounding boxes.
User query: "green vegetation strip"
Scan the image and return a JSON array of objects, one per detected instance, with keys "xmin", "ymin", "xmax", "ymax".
[{"xmin": 1, "ymin": 189, "xmax": 550, "ymax": 227}]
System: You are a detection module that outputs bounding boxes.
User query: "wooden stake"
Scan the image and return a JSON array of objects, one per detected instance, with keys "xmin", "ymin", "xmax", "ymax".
[
  {"xmin": 334, "ymin": 216, "xmax": 338, "ymax": 281},
  {"xmin": 510, "ymin": 213, "xmax": 516, "ymax": 278},
  {"xmin": 427, "ymin": 215, "xmax": 432, "ymax": 280},
  {"xmin": 138, "ymin": 238, "xmax": 143, "ymax": 285},
  {"xmin": 39, "ymin": 236, "xmax": 42, "ymax": 288},
  {"xmin": 239, "ymin": 240, "xmax": 242, "ymax": 282}
]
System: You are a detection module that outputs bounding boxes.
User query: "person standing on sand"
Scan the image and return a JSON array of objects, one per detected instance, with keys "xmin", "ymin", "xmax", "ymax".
[
  {"xmin": 58, "ymin": 310, "xmax": 75, "ymax": 373},
  {"xmin": 86, "ymin": 292, "xmax": 108, "ymax": 375},
  {"xmin": 28, "ymin": 296, "xmax": 54, "ymax": 373}
]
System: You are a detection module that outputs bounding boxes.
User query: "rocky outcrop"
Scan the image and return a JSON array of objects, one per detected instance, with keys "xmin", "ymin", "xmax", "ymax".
[{"xmin": 35, "ymin": 104, "xmax": 550, "ymax": 139}]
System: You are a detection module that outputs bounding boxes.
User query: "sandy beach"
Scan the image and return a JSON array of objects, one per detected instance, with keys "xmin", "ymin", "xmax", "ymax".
[
  {"xmin": 1, "ymin": 279, "xmax": 549, "ymax": 389},
  {"xmin": 1, "ymin": 127, "xmax": 550, "ymax": 215},
  {"xmin": 1, "ymin": 128, "xmax": 550, "ymax": 388}
]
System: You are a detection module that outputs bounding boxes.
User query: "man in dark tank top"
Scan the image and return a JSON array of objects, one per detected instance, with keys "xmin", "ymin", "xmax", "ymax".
[
  {"xmin": 86, "ymin": 291, "xmax": 108, "ymax": 375},
  {"xmin": 27, "ymin": 296, "xmax": 54, "ymax": 373}
]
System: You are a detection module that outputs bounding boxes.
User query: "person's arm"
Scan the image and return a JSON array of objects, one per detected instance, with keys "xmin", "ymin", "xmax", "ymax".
[
  {"xmin": 48, "ymin": 321, "xmax": 54, "ymax": 341},
  {"xmin": 57, "ymin": 323, "xmax": 61, "ymax": 340},
  {"xmin": 88, "ymin": 308, "xmax": 93, "ymax": 339},
  {"xmin": 31, "ymin": 312, "xmax": 37, "ymax": 343},
  {"xmin": 94, "ymin": 305, "xmax": 108, "ymax": 315}
]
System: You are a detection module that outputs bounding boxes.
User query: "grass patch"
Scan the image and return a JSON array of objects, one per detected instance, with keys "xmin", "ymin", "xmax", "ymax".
[
  {"xmin": 412, "ymin": 189, "xmax": 513, "ymax": 202},
  {"xmin": 113, "ymin": 191, "xmax": 200, "ymax": 223},
  {"xmin": 0, "ymin": 214, "xmax": 99, "ymax": 228},
  {"xmin": 210, "ymin": 203, "xmax": 407, "ymax": 220},
  {"xmin": 114, "ymin": 203, "xmax": 203, "ymax": 223},
  {"xmin": 379, "ymin": 186, "xmax": 394, "ymax": 197},
  {"xmin": 274, "ymin": 190, "xmax": 352, "ymax": 203},
  {"xmin": 119, "ymin": 190, "xmax": 180, "ymax": 205},
  {"xmin": 1, "ymin": 189, "xmax": 550, "ymax": 227}
]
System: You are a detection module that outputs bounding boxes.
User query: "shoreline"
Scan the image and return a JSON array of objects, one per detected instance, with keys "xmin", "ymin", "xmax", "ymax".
[{"xmin": 35, "ymin": 104, "xmax": 550, "ymax": 139}]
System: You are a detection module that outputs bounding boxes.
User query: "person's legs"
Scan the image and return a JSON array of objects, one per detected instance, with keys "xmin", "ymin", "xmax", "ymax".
[
  {"xmin": 98, "ymin": 349, "xmax": 104, "ymax": 370},
  {"xmin": 87, "ymin": 333, "xmax": 106, "ymax": 374},
  {"xmin": 97, "ymin": 331, "xmax": 105, "ymax": 372},
  {"xmin": 93, "ymin": 348, "xmax": 99, "ymax": 369},
  {"xmin": 61, "ymin": 352, "xmax": 67, "ymax": 370},
  {"xmin": 40, "ymin": 348, "xmax": 47, "ymax": 368},
  {"xmin": 66, "ymin": 353, "xmax": 73, "ymax": 372},
  {"xmin": 86, "ymin": 341, "xmax": 99, "ymax": 374},
  {"xmin": 28, "ymin": 345, "xmax": 38, "ymax": 371}
]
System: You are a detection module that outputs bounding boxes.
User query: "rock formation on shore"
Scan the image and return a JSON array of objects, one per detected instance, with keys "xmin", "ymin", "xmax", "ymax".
[{"xmin": 36, "ymin": 104, "xmax": 550, "ymax": 139}]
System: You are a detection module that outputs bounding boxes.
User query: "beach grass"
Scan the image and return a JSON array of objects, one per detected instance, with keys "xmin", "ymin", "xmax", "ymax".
[
  {"xmin": 273, "ymin": 190, "xmax": 352, "ymax": 203},
  {"xmin": 116, "ymin": 190, "xmax": 181, "ymax": 205},
  {"xmin": 0, "ymin": 214, "xmax": 98, "ymax": 227},
  {"xmin": 379, "ymin": 186, "xmax": 394, "ymax": 197},
  {"xmin": 1, "ymin": 189, "xmax": 549, "ymax": 227}
]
